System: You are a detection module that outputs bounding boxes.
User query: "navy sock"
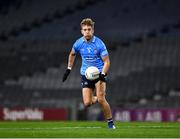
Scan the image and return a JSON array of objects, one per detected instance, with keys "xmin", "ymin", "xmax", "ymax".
[{"xmin": 107, "ymin": 118, "xmax": 114, "ymax": 125}]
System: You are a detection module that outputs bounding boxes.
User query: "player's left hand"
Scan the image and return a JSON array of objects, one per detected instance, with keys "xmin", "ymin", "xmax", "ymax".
[{"xmin": 99, "ymin": 72, "xmax": 107, "ymax": 82}]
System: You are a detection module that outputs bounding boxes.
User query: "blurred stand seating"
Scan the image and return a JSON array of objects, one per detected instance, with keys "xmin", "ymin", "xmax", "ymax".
[{"xmin": 0, "ymin": 0, "xmax": 180, "ymax": 109}]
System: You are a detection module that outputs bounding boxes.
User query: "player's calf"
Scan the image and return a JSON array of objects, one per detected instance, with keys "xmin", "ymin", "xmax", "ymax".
[{"xmin": 84, "ymin": 102, "xmax": 92, "ymax": 108}]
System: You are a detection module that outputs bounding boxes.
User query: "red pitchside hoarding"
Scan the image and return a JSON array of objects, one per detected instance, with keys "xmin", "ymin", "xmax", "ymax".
[{"xmin": 0, "ymin": 108, "xmax": 68, "ymax": 121}]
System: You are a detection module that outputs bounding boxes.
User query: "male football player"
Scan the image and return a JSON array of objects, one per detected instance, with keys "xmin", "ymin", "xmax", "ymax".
[{"xmin": 62, "ymin": 18, "xmax": 115, "ymax": 129}]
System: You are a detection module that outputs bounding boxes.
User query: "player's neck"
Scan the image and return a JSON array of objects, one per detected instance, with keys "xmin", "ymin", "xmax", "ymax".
[
  {"xmin": 86, "ymin": 38, "xmax": 91, "ymax": 42},
  {"xmin": 84, "ymin": 36, "xmax": 93, "ymax": 42}
]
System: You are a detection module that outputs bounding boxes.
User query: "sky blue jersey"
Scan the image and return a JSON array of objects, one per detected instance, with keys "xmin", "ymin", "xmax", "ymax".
[{"xmin": 72, "ymin": 36, "xmax": 108, "ymax": 75}]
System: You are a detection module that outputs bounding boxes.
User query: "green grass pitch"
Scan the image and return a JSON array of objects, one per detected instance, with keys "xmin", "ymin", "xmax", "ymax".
[{"xmin": 0, "ymin": 121, "xmax": 180, "ymax": 138}]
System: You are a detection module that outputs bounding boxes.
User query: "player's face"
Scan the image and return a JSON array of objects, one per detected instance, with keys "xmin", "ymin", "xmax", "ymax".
[{"xmin": 81, "ymin": 25, "xmax": 94, "ymax": 41}]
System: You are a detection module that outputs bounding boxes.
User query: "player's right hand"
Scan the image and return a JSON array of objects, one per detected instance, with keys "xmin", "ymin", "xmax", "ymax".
[{"xmin": 62, "ymin": 69, "xmax": 71, "ymax": 82}]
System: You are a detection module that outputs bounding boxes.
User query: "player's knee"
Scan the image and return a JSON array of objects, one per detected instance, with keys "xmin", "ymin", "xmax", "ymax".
[
  {"xmin": 97, "ymin": 94, "xmax": 105, "ymax": 104},
  {"xmin": 97, "ymin": 98, "xmax": 105, "ymax": 104}
]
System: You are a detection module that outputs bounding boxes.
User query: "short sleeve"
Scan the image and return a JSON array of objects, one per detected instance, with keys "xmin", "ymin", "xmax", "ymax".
[
  {"xmin": 99, "ymin": 40, "xmax": 108, "ymax": 57},
  {"xmin": 72, "ymin": 41, "xmax": 79, "ymax": 54}
]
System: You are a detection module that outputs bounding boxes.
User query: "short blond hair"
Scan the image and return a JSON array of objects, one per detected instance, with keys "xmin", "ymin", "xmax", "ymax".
[{"xmin": 80, "ymin": 18, "xmax": 95, "ymax": 28}]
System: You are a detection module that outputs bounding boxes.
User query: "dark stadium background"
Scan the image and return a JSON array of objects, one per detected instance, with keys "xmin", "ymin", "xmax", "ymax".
[{"xmin": 0, "ymin": 0, "xmax": 180, "ymax": 122}]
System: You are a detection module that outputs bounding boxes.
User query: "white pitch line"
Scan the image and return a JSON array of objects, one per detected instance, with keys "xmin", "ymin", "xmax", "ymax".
[
  {"xmin": 126, "ymin": 125, "xmax": 180, "ymax": 128},
  {"xmin": 111, "ymin": 125, "xmax": 180, "ymax": 129},
  {"xmin": 0, "ymin": 127, "xmax": 102, "ymax": 130},
  {"xmin": 0, "ymin": 125, "xmax": 180, "ymax": 130}
]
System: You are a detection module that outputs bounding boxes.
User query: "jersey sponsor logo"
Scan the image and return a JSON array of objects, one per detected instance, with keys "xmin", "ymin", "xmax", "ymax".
[{"xmin": 83, "ymin": 55, "xmax": 100, "ymax": 62}]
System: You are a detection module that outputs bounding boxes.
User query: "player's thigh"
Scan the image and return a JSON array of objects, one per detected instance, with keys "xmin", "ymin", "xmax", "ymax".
[
  {"xmin": 95, "ymin": 81, "xmax": 106, "ymax": 97},
  {"xmin": 82, "ymin": 88, "xmax": 94, "ymax": 103}
]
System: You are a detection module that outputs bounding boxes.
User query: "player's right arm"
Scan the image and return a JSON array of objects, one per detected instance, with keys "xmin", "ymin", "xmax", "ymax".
[
  {"xmin": 62, "ymin": 38, "xmax": 80, "ymax": 82},
  {"xmin": 67, "ymin": 50, "xmax": 76, "ymax": 69},
  {"xmin": 62, "ymin": 50, "xmax": 76, "ymax": 82},
  {"xmin": 62, "ymin": 39, "xmax": 80, "ymax": 82}
]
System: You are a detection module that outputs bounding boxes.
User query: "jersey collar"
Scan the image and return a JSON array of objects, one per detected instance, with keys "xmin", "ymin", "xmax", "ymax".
[{"xmin": 82, "ymin": 36, "xmax": 96, "ymax": 43}]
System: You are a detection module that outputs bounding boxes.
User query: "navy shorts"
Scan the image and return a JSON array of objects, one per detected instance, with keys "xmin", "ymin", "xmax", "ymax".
[{"xmin": 81, "ymin": 75, "xmax": 106, "ymax": 89}]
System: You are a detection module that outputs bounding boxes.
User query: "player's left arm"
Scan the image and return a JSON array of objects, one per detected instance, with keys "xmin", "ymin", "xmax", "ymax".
[
  {"xmin": 99, "ymin": 55, "xmax": 110, "ymax": 82},
  {"xmin": 101, "ymin": 55, "xmax": 110, "ymax": 75},
  {"xmin": 99, "ymin": 39, "xmax": 110, "ymax": 81}
]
